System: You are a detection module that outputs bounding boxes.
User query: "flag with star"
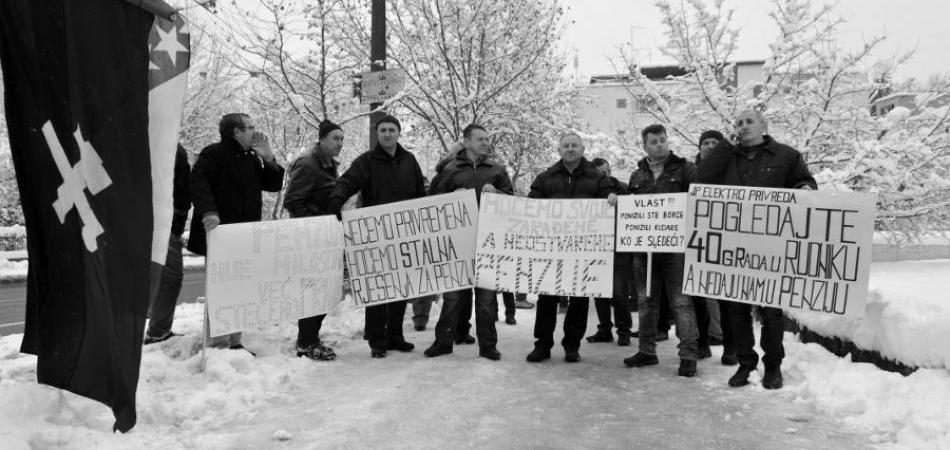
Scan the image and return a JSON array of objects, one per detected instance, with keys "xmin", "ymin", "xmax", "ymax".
[{"xmin": 0, "ymin": 0, "xmax": 188, "ymax": 432}]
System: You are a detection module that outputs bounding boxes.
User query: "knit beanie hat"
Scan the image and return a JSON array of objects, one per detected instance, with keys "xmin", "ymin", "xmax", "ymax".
[
  {"xmin": 375, "ymin": 115, "xmax": 401, "ymax": 132},
  {"xmin": 318, "ymin": 119, "xmax": 343, "ymax": 139},
  {"xmin": 698, "ymin": 130, "xmax": 725, "ymax": 146}
]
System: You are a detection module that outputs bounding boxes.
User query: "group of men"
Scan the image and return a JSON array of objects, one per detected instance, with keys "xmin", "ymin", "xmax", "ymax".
[{"xmin": 145, "ymin": 107, "xmax": 815, "ymax": 390}]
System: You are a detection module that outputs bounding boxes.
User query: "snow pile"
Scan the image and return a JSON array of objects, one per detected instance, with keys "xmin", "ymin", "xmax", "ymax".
[
  {"xmin": 0, "ymin": 258, "xmax": 28, "ymax": 281},
  {"xmin": 786, "ymin": 339, "xmax": 950, "ymax": 447},
  {"xmin": 787, "ymin": 259, "xmax": 950, "ymax": 370},
  {"xmin": 0, "ymin": 225, "xmax": 26, "ymax": 239}
]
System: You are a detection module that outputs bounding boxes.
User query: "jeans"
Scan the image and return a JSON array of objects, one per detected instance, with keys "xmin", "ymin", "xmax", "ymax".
[
  {"xmin": 707, "ymin": 298, "xmax": 723, "ymax": 340},
  {"xmin": 725, "ymin": 302, "xmax": 785, "ymax": 369},
  {"xmin": 633, "ymin": 253, "xmax": 698, "ymax": 360},
  {"xmin": 435, "ymin": 288, "xmax": 498, "ymax": 349},
  {"xmin": 534, "ymin": 295, "xmax": 589, "ymax": 351},
  {"xmin": 365, "ymin": 300, "xmax": 408, "ymax": 349},
  {"xmin": 147, "ymin": 235, "xmax": 184, "ymax": 338}
]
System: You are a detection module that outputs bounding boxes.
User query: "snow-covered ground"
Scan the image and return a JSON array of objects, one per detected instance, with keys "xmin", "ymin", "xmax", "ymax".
[
  {"xmin": 788, "ymin": 259, "xmax": 950, "ymax": 369},
  {"xmin": 2, "ymin": 288, "xmax": 949, "ymax": 448}
]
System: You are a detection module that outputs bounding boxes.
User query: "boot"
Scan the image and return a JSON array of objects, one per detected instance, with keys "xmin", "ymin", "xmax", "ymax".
[
  {"xmin": 623, "ymin": 352, "xmax": 659, "ymax": 367},
  {"xmin": 479, "ymin": 346, "xmax": 501, "ymax": 361},
  {"xmin": 526, "ymin": 347, "xmax": 551, "ymax": 363},
  {"xmin": 387, "ymin": 339, "xmax": 415, "ymax": 352},
  {"xmin": 697, "ymin": 345, "xmax": 712, "ymax": 359},
  {"xmin": 455, "ymin": 334, "xmax": 476, "ymax": 345},
  {"xmin": 371, "ymin": 347, "xmax": 387, "ymax": 358},
  {"xmin": 728, "ymin": 367, "xmax": 753, "ymax": 387},
  {"xmin": 424, "ymin": 342, "xmax": 453, "ymax": 358},
  {"xmin": 515, "ymin": 299, "xmax": 535, "ymax": 309},
  {"xmin": 721, "ymin": 353, "xmax": 739, "ymax": 366},
  {"xmin": 564, "ymin": 349, "xmax": 581, "ymax": 363},
  {"xmin": 585, "ymin": 328, "xmax": 613, "ymax": 343},
  {"xmin": 617, "ymin": 333, "xmax": 631, "ymax": 347},
  {"xmin": 678, "ymin": 359, "xmax": 697, "ymax": 377},
  {"xmin": 505, "ymin": 313, "xmax": 517, "ymax": 326},
  {"xmin": 762, "ymin": 364, "xmax": 783, "ymax": 389},
  {"xmin": 297, "ymin": 343, "xmax": 336, "ymax": 361}
]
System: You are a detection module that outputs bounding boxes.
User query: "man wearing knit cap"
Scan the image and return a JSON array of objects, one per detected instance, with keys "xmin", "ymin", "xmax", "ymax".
[
  {"xmin": 328, "ymin": 114, "xmax": 427, "ymax": 358},
  {"xmin": 697, "ymin": 109, "xmax": 817, "ymax": 389},
  {"xmin": 283, "ymin": 119, "xmax": 345, "ymax": 361},
  {"xmin": 621, "ymin": 124, "xmax": 701, "ymax": 378}
]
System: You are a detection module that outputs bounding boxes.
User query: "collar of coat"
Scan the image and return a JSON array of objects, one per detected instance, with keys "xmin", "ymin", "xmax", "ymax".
[
  {"xmin": 371, "ymin": 142, "xmax": 411, "ymax": 161},
  {"xmin": 451, "ymin": 148, "xmax": 497, "ymax": 168},
  {"xmin": 636, "ymin": 152, "xmax": 687, "ymax": 171},
  {"xmin": 735, "ymin": 135, "xmax": 779, "ymax": 155},
  {"xmin": 223, "ymin": 136, "xmax": 253, "ymax": 155},
  {"xmin": 311, "ymin": 143, "xmax": 339, "ymax": 169}
]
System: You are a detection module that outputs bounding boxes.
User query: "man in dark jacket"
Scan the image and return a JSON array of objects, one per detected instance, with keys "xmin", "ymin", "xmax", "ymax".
[
  {"xmin": 282, "ymin": 119, "xmax": 346, "ymax": 361},
  {"xmin": 621, "ymin": 124, "xmax": 701, "ymax": 378},
  {"xmin": 586, "ymin": 157, "xmax": 634, "ymax": 347},
  {"xmin": 327, "ymin": 115, "xmax": 427, "ymax": 358},
  {"xmin": 697, "ymin": 109, "xmax": 817, "ymax": 390},
  {"xmin": 189, "ymin": 113, "xmax": 285, "ymax": 352},
  {"xmin": 423, "ymin": 124, "xmax": 513, "ymax": 361},
  {"xmin": 145, "ymin": 143, "xmax": 191, "ymax": 345},
  {"xmin": 525, "ymin": 133, "xmax": 615, "ymax": 364}
]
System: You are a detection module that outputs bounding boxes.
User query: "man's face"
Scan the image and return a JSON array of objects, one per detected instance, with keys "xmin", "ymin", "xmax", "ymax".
[
  {"xmin": 377, "ymin": 122, "xmax": 400, "ymax": 148},
  {"xmin": 557, "ymin": 135, "xmax": 585, "ymax": 164},
  {"xmin": 699, "ymin": 137, "xmax": 721, "ymax": 159},
  {"xmin": 234, "ymin": 117, "xmax": 255, "ymax": 149},
  {"xmin": 642, "ymin": 132, "xmax": 669, "ymax": 160},
  {"xmin": 319, "ymin": 129, "xmax": 345, "ymax": 157},
  {"xmin": 735, "ymin": 111, "xmax": 766, "ymax": 145},
  {"xmin": 594, "ymin": 163, "xmax": 610, "ymax": 177},
  {"xmin": 464, "ymin": 128, "xmax": 491, "ymax": 158}
]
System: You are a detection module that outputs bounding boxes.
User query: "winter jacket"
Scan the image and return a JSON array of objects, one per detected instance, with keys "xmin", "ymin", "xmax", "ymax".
[
  {"xmin": 696, "ymin": 135, "xmax": 816, "ymax": 189},
  {"xmin": 283, "ymin": 145, "xmax": 339, "ymax": 218},
  {"xmin": 528, "ymin": 158, "xmax": 615, "ymax": 199},
  {"xmin": 429, "ymin": 149, "xmax": 514, "ymax": 202},
  {"xmin": 327, "ymin": 143, "xmax": 426, "ymax": 213},
  {"xmin": 171, "ymin": 144, "xmax": 191, "ymax": 236},
  {"xmin": 628, "ymin": 152, "xmax": 696, "ymax": 194},
  {"xmin": 187, "ymin": 136, "xmax": 285, "ymax": 255},
  {"xmin": 609, "ymin": 176, "xmax": 629, "ymax": 195}
]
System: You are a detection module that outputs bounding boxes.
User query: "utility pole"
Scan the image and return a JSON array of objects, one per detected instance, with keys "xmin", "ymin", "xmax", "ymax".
[{"xmin": 369, "ymin": 0, "xmax": 386, "ymax": 151}]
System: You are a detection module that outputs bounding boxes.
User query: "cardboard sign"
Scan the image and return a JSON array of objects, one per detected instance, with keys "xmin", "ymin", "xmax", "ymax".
[
  {"xmin": 616, "ymin": 192, "xmax": 688, "ymax": 253},
  {"xmin": 475, "ymin": 193, "xmax": 615, "ymax": 297},
  {"xmin": 341, "ymin": 189, "xmax": 479, "ymax": 307},
  {"xmin": 681, "ymin": 184, "xmax": 875, "ymax": 317},
  {"xmin": 206, "ymin": 216, "xmax": 345, "ymax": 337}
]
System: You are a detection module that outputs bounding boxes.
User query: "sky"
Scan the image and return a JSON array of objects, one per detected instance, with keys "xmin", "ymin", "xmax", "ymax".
[{"xmin": 560, "ymin": 0, "xmax": 950, "ymax": 82}]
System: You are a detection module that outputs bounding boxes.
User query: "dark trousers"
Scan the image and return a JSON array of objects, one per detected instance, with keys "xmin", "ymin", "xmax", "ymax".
[
  {"xmin": 435, "ymin": 288, "xmax": 498, "ymax": 349},
  {"xmin": 297, "ymin": 314, "xmax": 326, "ymax": 347},
  {"xmin": 365, "ymin": 300, "xmax": 408, "ymax": 349},
  {"xmin": 534, "ymin": 295, "xmax": 589, "ymax": 351},
  {"xmin": 501, "ymin": 292, "xmax": 524, "ymax": 317},
  {"xmin": 596, "ymin": 253, "xmax": 633, "ymax": 334},
  {"xmin": 718, "ymin": 301, "xmax": 736, "ymax": 356},
  {"xmin": 693, "ymin": 297, "xmax": 710, "ymax": 348},
  {"xmin": 725, "ymin": 302, "xmax": 785, "ymax": 369},
  {"xmin": 147, "ymin": 235, "xmax": 184, "ymax": 338},
  {"xmin": 457, "ymin": 290, "xmax": 473, "ymax": 337}
]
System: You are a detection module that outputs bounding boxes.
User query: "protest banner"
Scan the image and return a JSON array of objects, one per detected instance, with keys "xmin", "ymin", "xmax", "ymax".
[
  {"xmin": 615, "ymin": 192, "xmax": 688, "ymax": 295},
  {"xmin": 205, "ymin": 216, "xmax": 345, "ymax": 337},
  {"xmin": 475, "ymin": 192, "xmax": 615, "ymax": 297},
  {"xmin": 681, "ymin": 184, "xmax": 875, "ymax": 317},
  {"xmin": 341, "ymin": 189, "xmax": 479, "ymax": 307}
]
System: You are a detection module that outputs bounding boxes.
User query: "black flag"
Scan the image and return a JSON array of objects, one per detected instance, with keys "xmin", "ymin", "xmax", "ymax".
[{"xmin": 0, "ymin": 0, "xmax": 187, "ymax": 432}]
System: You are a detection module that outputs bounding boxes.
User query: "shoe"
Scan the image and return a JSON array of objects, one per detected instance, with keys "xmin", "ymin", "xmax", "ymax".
[
  {"xmin": 557, "ymin": 304, "xmax": 568, "ymax": 314},
  {"xmin": 526, "ymin": 347, "xmax": 551, "ymax": 363},
  {"xmin": 762, "ymin": 365, "xmax": 783, "ymax": 390},
  {"xmin": 623, "ymin": 352, "xmax": 659, "ymax": 367},
  {"xmin": 479, "ymin": 346, "xmax": 501, "ymax": 361},
  {"xmin": 709, "ymin": 336, "xmax": 724, "ymax": 346},
  {"xmin": 228, "ymin": 344, "xmax": 256, "ymax": 357},
  {"xmin": 414, "ymin": 324, "xmax": 426, "ymax": 332},
  {"xmin": 455, "ymin": 334, "xmax": 476, "ymax": 345},
  {"xmin": 721, "ymin": 354, "xmax": 739, "ymax": 366},
  {"xmin": 678, "ymin": 359, "xmax": 697, "ymax": 377},
  {"xmin": 564, "ymin": 349, "xmax": 580, "ymax": 363},
  {"xmin": 371, "ymin": 348, "xmax": 387, "ymax": 358},
  {"xmin": 697, "ymin": 345, "xmax": 712, "ymax": 359},
  {"xmin": 656, "ymin": 331, "xmax": 669, "ymax": 342},
  {"xmin": 586, "ymin": 329, "xmax": 613, "ymax": 343},
  {"xmin": 728, "ymin": 367, "xmax": 753, "ymax": 387},
  {"xmin": 144, "ymin": 331, "xmax": 181, "ymax": 345},
  {"xmin": 387, "ymin": 340, "xmax": 415, "ymax": 352},
  {"xmin": 424, "ymin": 342, "xmax": 453, "ymax": 358},
  {"xmin": 505, "ymin": 315, "xmax": 517, "ymax": 326},
  {"xmin": 515, "ymin": 300, "xmax": 535, "ymax": 309},
  {"xmin": 297, "ymin": 343, "xmax": 336, "ymax": 361},
  {"xmin": 617, "ymin": 334, "xmax": 631, "ymax": 347}
]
